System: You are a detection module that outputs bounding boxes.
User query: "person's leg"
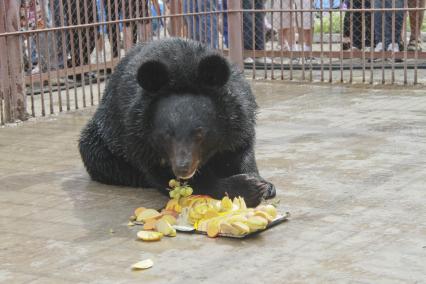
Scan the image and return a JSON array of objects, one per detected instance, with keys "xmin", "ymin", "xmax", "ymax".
[
  {"xmin": 242, "ymin": 0, "xmax": 254, "ymax": 50},
  {"xmin": 350, "ymin": 0, "xmax": 363, "ymax": 49},
  {"xmin": 298, "ymin": 28, "xmax": 312, "ymax": 50},
  {"xmin": 222, "ymin": 0, "xmax": 228, "ymax": 47},
  {"xmin": 408, "ymin": 0, "xmax": 425, "ymax": 43},
  {"xmin": 199, "ymin": 0, "xmax": 218, "ymax": 48},
  {"xmin": 298, "ymin": 0, "xmax": 313, "ymax": 50},
  {"xmin": 183, "ymin": 0, "xmax": 196, "ymax": 41},
  {"xmin": 253, "ymin": 0, "xmax": 265, "ymax": 50},
  {"xmin": 79, "ymin": 0, "xmax": 96, "ymax": 65},
  {"xmin": 52, "ymin": 0, "xmax": 65, "ymax": 68},
  {"xmin": 393, "ymin": 0, "xmax": 404, "ymax": 47},
  {"xmin": 104, "ymin": 0, "xmax": 120, "ymax": 58},
  {"xmin": 384, "ymin": 0, "xmax": 403, "ymax": 49},
  {"xmin": 273, "ymin": 0, "xmax": 293, "ymax": 50},
  {"xmin": 364, "ymin": 0, "xmax": 372, "ymax": 48},
  {"xmin": 373, "ymin": 0, "xmax": 384, "ymax": 49},
  {"xmin": 343, "ymin": 1, "xmax": 352, "ymax": 50},
  {"xmin": 278, "ymin": 28, "xmax": 292, "ymax": 49}
]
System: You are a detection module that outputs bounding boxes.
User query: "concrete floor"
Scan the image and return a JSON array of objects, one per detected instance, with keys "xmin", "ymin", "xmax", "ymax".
[{"xmin": 1, "ymin": 82, "xmax": 425, "ymax": 283}]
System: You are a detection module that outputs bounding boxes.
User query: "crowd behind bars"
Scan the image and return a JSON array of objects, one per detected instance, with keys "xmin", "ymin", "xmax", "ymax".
[{"xmin": 20, "ymin": 0, "xmax": 425, "ymax": 79}]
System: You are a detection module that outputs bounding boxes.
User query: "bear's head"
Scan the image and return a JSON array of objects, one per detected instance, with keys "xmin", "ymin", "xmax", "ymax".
[{"xmin": 136, "ymin": 54, "xmax": 231, "ymax": 179}]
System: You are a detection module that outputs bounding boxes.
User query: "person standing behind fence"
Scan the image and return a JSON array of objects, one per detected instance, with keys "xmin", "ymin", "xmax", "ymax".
[
  {"xmin": 51, "ymin": 0, "xmax": 96, "ymax": 69},
  {"xmin": 243, "ymin": 0, "xmax": 272, "ymax": 64},
  {"xmin": 407, "ymin": 0, "xmax": 425, "ymax": 51},
  {"xmin": 182, "ymin": 0, "xmax": 219, "ymax": 48},
  {"xmin": 373, "ymin": 0, "xmax": 404, "ymax": 53},
  {"xmin": 104, "ymin": 0, "xmax": 158, "ymax": 59},
  {"xmin": 343, "ymin": 0, "xmax": 372, "ymax": 51},
  {"xmin": 272, "ymin": 0, "xmax": 315, "ymax": 53},
  {"xmin": 20, "ymin": 0, "xmax": 57, "ymax": 74}
]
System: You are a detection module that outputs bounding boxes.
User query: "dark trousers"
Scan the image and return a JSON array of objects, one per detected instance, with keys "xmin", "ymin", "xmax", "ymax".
[
  {"xmin": 343, "ymin": 0, "xmax": 372, "ymax": 49},
  {"xmin": 373, "ymin": 0, "xmax": 404, "ymax": 46},
  {"xmin": 53, "ymin": 0, "xmax": 96, "ymax": 67},
  {"xmin": 104, "ymin": 0, "xmax": 149, "ymax": 58},
  {"xmin": 242, "ymin": 0, "xmax": 265, "ymax": 50}
]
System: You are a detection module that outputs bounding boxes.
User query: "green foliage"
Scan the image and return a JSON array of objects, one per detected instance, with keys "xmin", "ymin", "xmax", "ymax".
[{"xmin": 314, "ymin": 12, "xmax": 343, "ymax": 34}]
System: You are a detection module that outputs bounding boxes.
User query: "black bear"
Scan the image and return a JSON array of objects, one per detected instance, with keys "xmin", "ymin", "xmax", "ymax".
[{"xmin": 79, "ymin": 38, "xmax": 275, "ymax": 206}]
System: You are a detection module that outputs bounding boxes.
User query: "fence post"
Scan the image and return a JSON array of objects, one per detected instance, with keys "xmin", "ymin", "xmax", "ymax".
[
  {"xmin": 170, "ymin": 0, "xmax": 182, "ymax": 36},
  {"xmin": 228, "ymin": 0, "xmax": 243, "ymax": 70},
  {"xmin": 0, "ymin": 0, "xmax": 27, "ymax": 123}
]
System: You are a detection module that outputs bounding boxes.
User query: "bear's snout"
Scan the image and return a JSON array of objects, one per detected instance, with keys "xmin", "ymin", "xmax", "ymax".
[{"xmin": 170, "ymin": 142, "xmax": 200, "ymax": 180}]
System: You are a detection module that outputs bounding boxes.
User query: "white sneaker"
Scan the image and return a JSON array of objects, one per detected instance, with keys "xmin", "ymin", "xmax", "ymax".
[
  {"xmin": 291, "ymin": 44, "xmax": 301, "ymax": 51},
  {"xmin": 302, "ymin": 45, "xmax": 312, "ymax": 52},
  {"xmin": 31, "ymin": 65, "xmax": 40, "ymax": 74},
  {"xmin": 255, "ymin": 57, "xmax": 272, "ymax": 64},
  {"xmin": 387, "ymin": 43, "xmax": 400, "ymax": 52},
  {"xmin": 374, "ymin": 42, "xmax": 384, "ymax": 52},
  {"xmin": 244, "ymin": 57, "xmax": 254, "ymax": 64}
]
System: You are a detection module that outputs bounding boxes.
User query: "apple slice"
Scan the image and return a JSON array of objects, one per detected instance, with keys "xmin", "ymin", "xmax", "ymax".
[
  {"xmin": 137, "ymin": 230, "xmax": 163, "ymax": 241},
  {"xmin": 136, "ymin": 209, "xmax": 162, "ymax": 222},
  {"xmin": 155, "ymin": 219, "xmax": 177, "ymax": 237},
  {"xmin": 132, "ymin": 259, "xmax": 153, "ymax": 270}
]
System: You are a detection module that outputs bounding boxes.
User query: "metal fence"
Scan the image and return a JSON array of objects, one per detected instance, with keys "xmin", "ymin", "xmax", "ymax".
[{"xmin": 0, "ymin": 0, "xmax": 425, "ymax": 125}]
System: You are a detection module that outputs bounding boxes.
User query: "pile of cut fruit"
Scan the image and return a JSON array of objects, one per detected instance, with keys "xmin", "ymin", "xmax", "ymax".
[{"xmin": 129, "ymin": 180, "xmax": 288, "ymax": 241}]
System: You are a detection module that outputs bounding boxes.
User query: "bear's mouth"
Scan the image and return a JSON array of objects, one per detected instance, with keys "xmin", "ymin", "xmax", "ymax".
[{"xmin": 178, "ymin": 168, "xmax": 197, "ymax": 180}]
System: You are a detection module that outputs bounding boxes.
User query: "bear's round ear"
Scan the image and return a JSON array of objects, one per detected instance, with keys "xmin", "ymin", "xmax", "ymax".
[
  {"xmin": 197, "ymin": 54, "xmax": 230, "ymax": 88},
  {"xmin": 136, "ymin": 60, "xmax": 170, "ymax": 92}
]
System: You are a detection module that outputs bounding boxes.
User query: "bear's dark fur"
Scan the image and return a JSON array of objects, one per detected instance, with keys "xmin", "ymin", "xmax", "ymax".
[{"xmin": 79, "ymin": 38, "xmax": 275, "ymax": 206}]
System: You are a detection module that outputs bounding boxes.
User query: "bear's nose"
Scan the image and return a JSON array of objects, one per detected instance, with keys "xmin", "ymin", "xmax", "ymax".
[{"xmin": 172, "ymin": 159, "xmax": 198, "ymax": 180}]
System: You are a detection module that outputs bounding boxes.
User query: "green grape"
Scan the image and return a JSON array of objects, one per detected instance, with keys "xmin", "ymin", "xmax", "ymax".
[
  {"xmin": 179, "ymin": 186, "xmax": 193, "ymax": 197},
  {"xmin": 184, "ymin": 187, "xmax": 193, "ymax": 196},
  {"xmin": 169, "ymin": 190, "xmax": 176, "ymax": 199},
  {"xmin": 168, "ymin": 179, "xmax": 180, "ymax": 188}
]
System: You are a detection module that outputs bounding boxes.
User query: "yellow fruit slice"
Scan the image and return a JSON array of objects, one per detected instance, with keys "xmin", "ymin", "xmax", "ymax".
[
  {"xmin": 143, "ymin": 219, "xmax": 157, "ymax": 230},
  {"xmin": 247, "ymin": 216, "xmax": 268, "ymax": 232},
  {"xmin": 165, "ymin": 199, "xmax": 178, "ymax": 211},
  {"xmin": 189, "ymin": 208, "xmax": 203, "ymax": 221},
  {"xmin": 238, "ymin": 197, "xmax": 247, "ymax": 210},
  {"xmin": 137, "ymin": 231, "xmax": 163, "ymax": 241},
  {"xmin": 204, "ymin": 208, "xmax": 220, "ymax": 219},
  {"xmin": 196, "ymin": 219, "xmax": 209, "ymax": 232},
  {"xmin": 160, "ymin": 215, "xmax": 177, "ymax": 225},
  {"xmin": 155, "ymin": 219, "xmax": 176, "ymax": 237},
  {"xmin": 227, "ymin": 214, "xmax": 248, "ymax": 223},
  {"xmin": 136, "ymin": 209, "xmax": 162, "ymax": 222},
  {"xmin": 220, "ymin": 222, "xmax": 240, "ymax": 235},
  {"xmin": 160, "ymin": 209, "xmax": 179, "ymax": 218},
  {"xmin": 132, "ymin": 259, "xmax": 154, "ymax": 270},
  {"xmin": 178, "ymin": 196, "xmax": 193, "ymax": 207},
  {"xmin": 134, "ymin": 207, "xmax": 146, "ymax": 217},
  {"xmin": 254, "ymin": 210, "xmax": 273, "ymax": 222},
  {"xmin": 194, "ymin": 203, "xmax": 209, "ymax": 215},
  {"xmin": 174, "ymin": 203, "xmax": 182, "ymax": 213},
  {"xmin": 168, "ymin": 229, "xmax": 177, "ymax": 237},
  {"xmin": 220, "ymin": 196, "xmax": 233, "ymax": 212},
  {"xmin": 207, "ymin": 219, "xmax": 221, "ymax": 238},
  {"xmin": 231, "ymin": 222, "xmax": 250, "ymax": 235},
  {"xmin": 264, "ymin": 205, "xmax": 278, "ymax": 219}
]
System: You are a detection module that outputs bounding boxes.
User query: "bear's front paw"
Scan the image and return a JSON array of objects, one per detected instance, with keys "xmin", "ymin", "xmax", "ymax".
[{"xmin": 222, "ymin": 174, "xmax": 275, "ymax": 207}]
